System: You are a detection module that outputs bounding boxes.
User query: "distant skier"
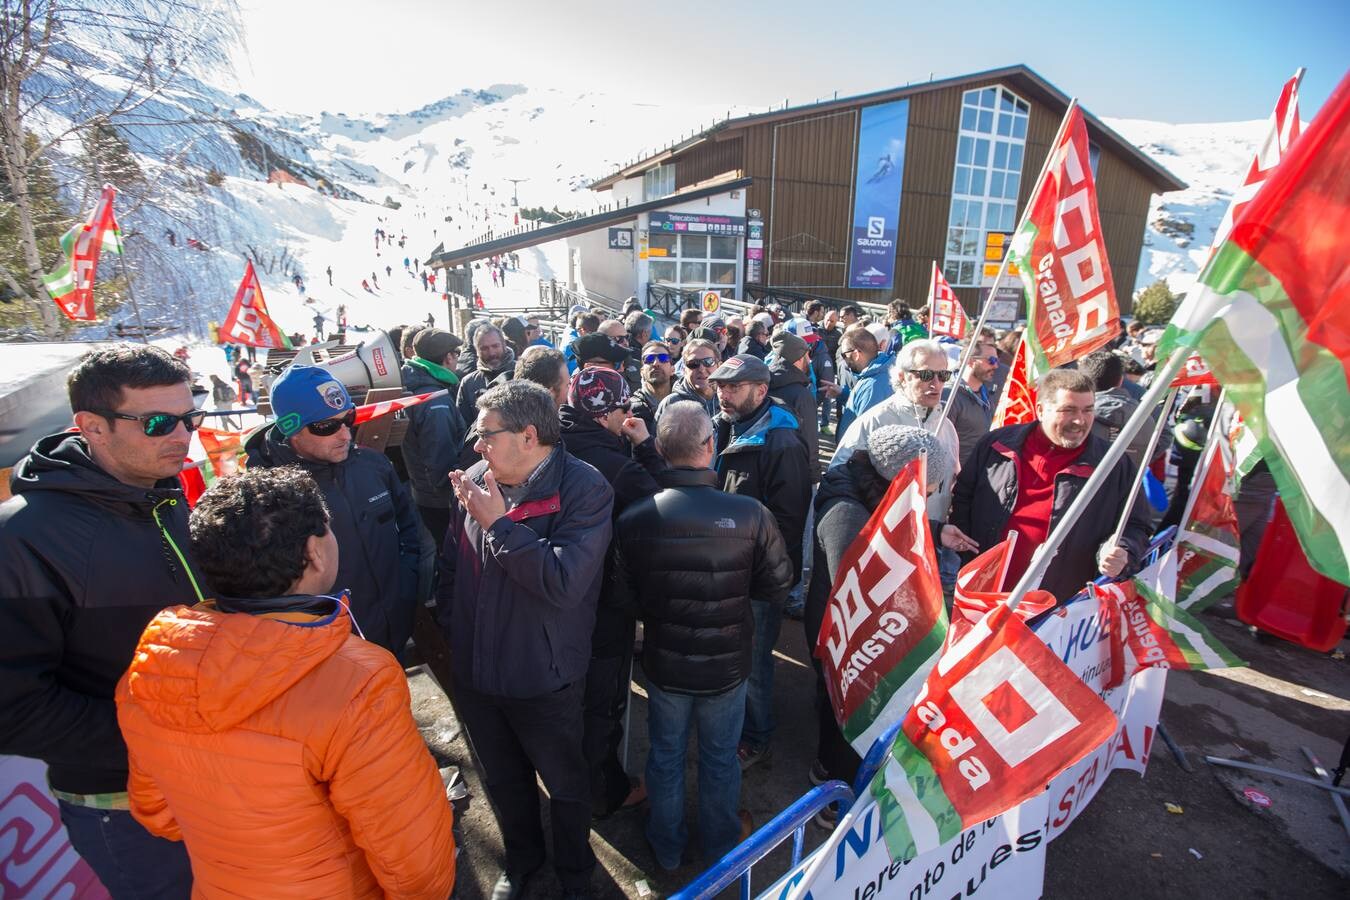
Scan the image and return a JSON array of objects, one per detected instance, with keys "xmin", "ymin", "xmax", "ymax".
[
  {"xmin": 313, "ymin": 312, "xmax": 325, "ymax": 340},
  {"xmin": 362, "ymin": 279, "xmax": 372, "ymax": 293},
  {"xmin": 425, "ymin": 313, "xmax": 434, "ymax": 329},
  {"xmin": 326, "ymin": 265, "xmax": 333, "ymax": 286},
  {"xmin": 420, "ymin": 271, "xmax": 429, "ymax": 291},
  {"xmin": 491, "ymin": 268, "xmax": 499, "ymax": 287},
  {"xmin": 403, "ymin": 257, "xmax": 410, "ymax": 270},
  {"xmin": 372, "ymin": 271, "xmax": 380, "ymax": 289}
]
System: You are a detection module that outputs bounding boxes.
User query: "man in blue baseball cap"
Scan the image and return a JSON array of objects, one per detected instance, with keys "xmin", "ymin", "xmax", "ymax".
[{"xmin": 244, "ymin": 366, "xmax": 428, "ymax": 657}]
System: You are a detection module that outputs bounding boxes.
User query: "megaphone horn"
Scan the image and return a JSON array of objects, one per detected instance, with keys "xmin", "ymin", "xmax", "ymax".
[{"xmin": 279, "ymin": 330, "xmax": 403, "ymax": 394}]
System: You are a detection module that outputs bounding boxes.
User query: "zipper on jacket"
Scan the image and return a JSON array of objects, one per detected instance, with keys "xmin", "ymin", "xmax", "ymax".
[{"xmin": 152, "ymin": 497, "xmax": 205, "ymax": 603}]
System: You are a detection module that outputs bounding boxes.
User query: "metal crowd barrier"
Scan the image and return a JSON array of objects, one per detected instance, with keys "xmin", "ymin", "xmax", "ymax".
[
  {"xmin": 670, "ymin": 781, "xmax": 855, "ymax": 900},
  {"xmin": 673, "ymin": 527, "xmax": 1180, "ymax": 899}
]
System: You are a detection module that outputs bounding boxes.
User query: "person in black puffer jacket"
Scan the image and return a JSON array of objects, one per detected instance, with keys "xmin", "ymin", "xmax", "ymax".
[
  {"xmin": 558, "ymin": 366, "xmax": 667, "ymax": 818},
  {"xmin": 612, "ymin": 402, "xmax": 793, "ymax": 870}
]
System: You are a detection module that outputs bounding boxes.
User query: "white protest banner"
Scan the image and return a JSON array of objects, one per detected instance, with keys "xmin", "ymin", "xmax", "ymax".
[
  {"xmin": 762, "ymin": 791, "xmax": 1048, "ymax": 900},
  {"xmin": 0, "ymin": 755, "xmax": 109, "ymax": 897}
]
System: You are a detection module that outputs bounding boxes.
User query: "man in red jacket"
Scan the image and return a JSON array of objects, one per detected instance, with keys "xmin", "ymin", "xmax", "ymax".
[{"xmin": 945, "ymin": 368, "xmax": 1151, "ymax": 602}]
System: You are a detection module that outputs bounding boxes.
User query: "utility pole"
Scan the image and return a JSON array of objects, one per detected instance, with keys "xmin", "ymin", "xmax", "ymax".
[{"xmin": 506, "ymin": 178, "xmax": 525, "ymax": 208}]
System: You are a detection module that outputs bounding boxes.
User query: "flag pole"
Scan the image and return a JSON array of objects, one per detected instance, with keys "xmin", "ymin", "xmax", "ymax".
[
  {"xmin": 1006, "ymin": 346, "xmax": 1191, "ymax": 612},
  {"xmin": 936, "ymin": 98, "xmax": 1080, "ymax": 429},
  {"xmin": 116, "ymin": 253, "xmax": 151, "ymax": 344},
  {"xmin": 1107, "ymin": 386, "xmax": 1177, "ymax": 550}
]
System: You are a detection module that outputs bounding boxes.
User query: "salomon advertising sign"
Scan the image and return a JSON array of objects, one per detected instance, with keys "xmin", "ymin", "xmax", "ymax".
[{"xmin": 847, "ymin": 99, "xmax": 909, "ymax": 290}]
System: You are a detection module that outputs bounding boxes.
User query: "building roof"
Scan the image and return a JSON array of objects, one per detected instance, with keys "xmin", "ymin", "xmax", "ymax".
[
  {"xmin": 425, "ymin": 176, "xmax": 754, "ymax": 270},
  {"xmin": 589, "ymin": 65, "xmax": 1186, "ymax": 194}
]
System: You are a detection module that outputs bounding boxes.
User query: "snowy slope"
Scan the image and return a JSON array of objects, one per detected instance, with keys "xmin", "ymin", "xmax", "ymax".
[
  {"xmin": 16, "ymin": 26, "xmax": 1262, "ymax": 341},
  {"xmin": 1104, "ymin": 116, "xmax": 1268, "ymax": 296}
]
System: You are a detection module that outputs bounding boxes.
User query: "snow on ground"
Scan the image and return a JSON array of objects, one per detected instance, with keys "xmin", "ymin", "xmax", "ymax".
[{"xmin": 1104, "ymin": 117, "xmax": 1269, "ymax": 296}]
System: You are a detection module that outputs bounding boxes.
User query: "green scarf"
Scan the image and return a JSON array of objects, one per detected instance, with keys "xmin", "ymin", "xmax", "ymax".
[{"xmin": 407, "ymin": 355, "xmax": 460, "ymax": 388}]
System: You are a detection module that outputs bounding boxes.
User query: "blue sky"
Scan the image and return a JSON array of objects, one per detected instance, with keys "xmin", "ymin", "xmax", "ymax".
[{"xmin": 235, "ymin": 0, "xmax": 1346, "ymax": 122}]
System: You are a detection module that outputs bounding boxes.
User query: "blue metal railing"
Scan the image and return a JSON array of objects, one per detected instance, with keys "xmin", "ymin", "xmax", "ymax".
[{"xmin": 669, "ymin": 781, "xmax": 855, "ymax": 900}]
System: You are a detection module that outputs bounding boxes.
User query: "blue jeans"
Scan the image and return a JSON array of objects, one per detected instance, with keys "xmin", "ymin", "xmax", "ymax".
[
  {"xmin": 58, "ymin": 802, "xmax": 192, "ymax": 899},
  {"xmin": 741, "ymin": 599, "xmax": 781, "ymax": 750},
  {"xmin": 645, "ymin": 680, "xmax": 748, "ymax": 869},
  {"xmin": 938, "ymin": 546, "xmax": 960, "ymax": 593}
]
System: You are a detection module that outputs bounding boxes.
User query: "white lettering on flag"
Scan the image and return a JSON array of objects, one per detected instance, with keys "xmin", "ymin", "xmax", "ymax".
[{"xmin": 950, "ymin": 646, "xmax": 1081, "ymax": 767}]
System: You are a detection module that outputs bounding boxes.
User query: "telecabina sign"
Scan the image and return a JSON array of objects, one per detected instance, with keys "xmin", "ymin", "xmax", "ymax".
[{"xmin": 1008, "ymin": 104, "xmax": 1121, "ymax": 376}]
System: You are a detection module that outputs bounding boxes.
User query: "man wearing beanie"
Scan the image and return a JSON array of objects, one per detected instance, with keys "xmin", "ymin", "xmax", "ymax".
[
  {"xmin": 402, "ymin": 329, "xmax": 467, "ymax": 544},
  {"xmin": 244, "ymin": 366, "xmax": 427, "ymax": 657},
  {"xmin": 805, "ymin": 425, "xmax": 953, "ymax": 808},
  {"xmin": 558, "ymin": 367, "xmax": 668, "ymax": 818},
  {"xmin": 707, "ymin": 354, "xmax": 812, "ymax": 770},
  {"xmin": 766, "ymin": 329, "xmax": 820, "ymax": 483}
]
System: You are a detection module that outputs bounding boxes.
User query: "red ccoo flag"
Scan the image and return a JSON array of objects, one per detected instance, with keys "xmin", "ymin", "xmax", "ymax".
[
  {"xmin": 927, "ymin": 261, "xmax": 971, "ymax": 340},
  {"xmin": 950, "ymin": 534, "xmax": 1057, "ymax": 644},
  {"xmin": 990, "ymin": 335, "xmax": 1037, "ymax": 429},
  {"xmin": 219, "ymin": 261, "xmax": 291, "ymax": 349},
  {"xmin": 1008, "ymin": 104, "xmax": 1121, "ymax": 377}
]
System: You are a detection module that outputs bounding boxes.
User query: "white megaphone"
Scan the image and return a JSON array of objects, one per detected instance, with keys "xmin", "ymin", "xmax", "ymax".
[{"xmin": 279, "ymin": 330, "xmax": 402, "ymax": 393}]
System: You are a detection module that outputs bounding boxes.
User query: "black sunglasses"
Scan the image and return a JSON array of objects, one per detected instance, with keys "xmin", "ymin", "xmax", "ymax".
[
  {"xmin": 99, "ymin": 409, "xmax": 208, "ymax": 437},
  {"xmin": 908, "ymin": 369, "xmax": 952, "ymax": 382},
  {"xmin": 687, "ymin": 357, "xmax": 720, "ymax": 369},
  {"xmin": 306, "ymin": 410, "xmax": 357, "ymax": 436},
  {"xmin": 643, "ymin": 353, "xmax": 671, "ymax": 364}
]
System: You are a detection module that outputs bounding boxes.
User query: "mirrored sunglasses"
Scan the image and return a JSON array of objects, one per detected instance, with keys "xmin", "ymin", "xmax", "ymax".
[
  {"xmin": 100, "ymin": 409, "xmax": 208, "ymax": 437},
  {"xmin": 643, "ymin": 353, "xmax": 671, "ymax": 364},
  {"xmin": 908, "ymin": 369, "xmax": 952, "ymax": 382}
]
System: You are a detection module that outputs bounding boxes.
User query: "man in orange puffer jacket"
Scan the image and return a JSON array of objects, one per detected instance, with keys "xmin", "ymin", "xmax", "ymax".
[{"xmin": 116, "ymin": 466, "xmax": 455, "ymax": 898}]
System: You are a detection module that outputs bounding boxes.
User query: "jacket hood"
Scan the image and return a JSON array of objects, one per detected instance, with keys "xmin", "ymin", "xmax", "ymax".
[
  {"xmin": 1093, "ymin": 387, "xmax": 1135, "ymax": 428},
  {"xmin": 121, "ymin": 599, "xmax": 351, "ymax": 733},
  {"xmin": 559, "ymin": 402, "xmax": 613, "ymax": 435},
  {"xmin": 403, "ymin": 357, "xmax": 458, "ymax": 390},
  {"xmin": 768, "ymin": 360, "xmax": 809, "ymax": 390},
  {"xmin": 11, "ymin": 432, "xmax": 186, "ymax": 514},
  {"xmin": 858, "ymin": 351, "xmax": 895, "ymax": 382},
  {"xmin": 722, "ymin": 399, "xmax": 799, "ymax": 452}
]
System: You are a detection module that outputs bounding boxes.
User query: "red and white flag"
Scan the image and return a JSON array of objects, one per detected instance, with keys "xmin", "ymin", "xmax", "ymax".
[
  {"xmin": 219, "ymin": 261, "xmax": 291, "ymax": 349},
  {"xmin": 815, "ymin": 457, "xmax": 949, "ymax": 756},
  {"xmin": 1209, "ymin": 71, "xmax": 1302, "ymax": 259},
  {"xmin": 928, "ymin": 261, "xmax": 971, "ymax": 340},
  {"xmin": 860, "ymin": 600, "xmax": 1117, "ymax": 861},
  {"xmin": 990, "ymin": 335, "xmax": 1037, "ymax": 429},
  {"xmin": 353, "ymin": 389, "xmax": 448, "ymax": 425},
  {"xmin": 42, "ymin": 184, "xmax": 124, "ymax": 321},
  {"xmin": 1169, "ymin": 353, "xmax": 1219, "ymax": 388},
  {"xmin": 950, "ymin": 535, "xmax": 1057, "ymax": 644},
  {"xmin": 1007, "ymin": 104, "xmax": 1121, "ymax": 377}
]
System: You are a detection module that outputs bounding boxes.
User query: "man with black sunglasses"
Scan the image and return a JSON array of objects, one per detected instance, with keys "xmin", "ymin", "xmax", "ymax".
[
  {"xmin": 655, "ymin": 338, "xmax": 720, "ymax": 423},
  {"xmin": 244, "ymin": 366, "xmax": 427, "ymax": 659},
  {"xmin": 629, "ymin": 340, "xmax": 674, "ymax": 436},
  {"xmin": 830, "ymin": 340, "xmax": 961, "ymax": 527},
  {"xmin": 0, "ymin": 345, "xmax": 201, "ymax": 896}
]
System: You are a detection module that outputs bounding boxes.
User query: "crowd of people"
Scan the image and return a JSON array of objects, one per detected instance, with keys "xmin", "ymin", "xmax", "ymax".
[{"xmin": 0, "ymin": 291, "xmax": 1266, "ymax": 900}]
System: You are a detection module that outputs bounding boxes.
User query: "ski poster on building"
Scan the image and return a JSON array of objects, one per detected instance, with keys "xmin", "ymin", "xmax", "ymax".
[{"xmin": 847, "ymin": 99, "xmax": 909, "ymax": 290}]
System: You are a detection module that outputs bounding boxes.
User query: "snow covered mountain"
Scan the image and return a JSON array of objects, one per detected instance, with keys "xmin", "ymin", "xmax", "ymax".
[
  {"xmin": 1105, "ymin": 116, "xmax": 1270, "ymax": 296},
  {"xmin": 19, "ymin": 33, "xmax": 1262, "ymax": 341}
]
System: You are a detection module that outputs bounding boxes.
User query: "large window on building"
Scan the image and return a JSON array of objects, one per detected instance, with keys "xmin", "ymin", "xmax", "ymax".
[
  {"xmin": 643, "ymin": 164, "xmax": 676, "ymax": 201},
  {"xmin": 943, "ymin": 86, "xmax": 1029, "ymax": 287},
  {"xmin": 648, "ymin": 232, "xmax": 739, "ymax": 297}
]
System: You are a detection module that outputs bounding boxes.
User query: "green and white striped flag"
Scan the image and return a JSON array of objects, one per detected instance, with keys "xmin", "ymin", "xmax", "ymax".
[{"xmin": 1156, "ymin": 70, "xmax": 1350, "ymax": 585}]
